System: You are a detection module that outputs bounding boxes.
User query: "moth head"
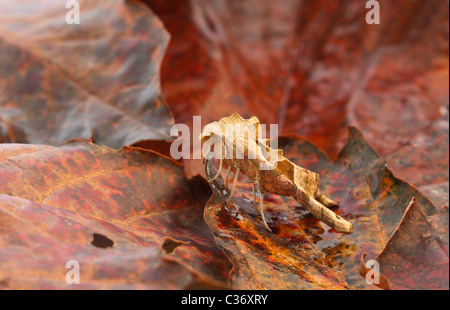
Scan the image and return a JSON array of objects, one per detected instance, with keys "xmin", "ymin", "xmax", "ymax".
[{"xmin": 200, "ymin": 122, "xmax": 227, "ymax": 160}]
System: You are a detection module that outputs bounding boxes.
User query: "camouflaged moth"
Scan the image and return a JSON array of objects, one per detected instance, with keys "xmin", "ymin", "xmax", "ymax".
[{"xmin": 200, "ymin": 113, "xmax": 353, "ymax": 234}]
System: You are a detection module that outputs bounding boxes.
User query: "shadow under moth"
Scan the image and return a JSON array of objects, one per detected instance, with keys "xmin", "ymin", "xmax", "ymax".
[{"xmin": 200, "ymin": 113, "xmax": 353, "ymax": 234}]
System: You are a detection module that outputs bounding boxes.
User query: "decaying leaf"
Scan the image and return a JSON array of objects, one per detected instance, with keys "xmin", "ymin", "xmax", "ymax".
[
  {"xmin": 0, "ymin": 0, "xmax": 447, "ymax": 291},
  {"xmin": 385, "ymin": 116, "xmax": 449, "ymax": 208},
  {"xmin": 201, "ymin": 113, "xmax": 353, "ymax": 233},
  {"xmin": 204, "ymin": 164, "xmax": 350, "ymax": 290},
  {"xmin": 0, "ymin": 140, "xmax": 232, "ymax": 287}
]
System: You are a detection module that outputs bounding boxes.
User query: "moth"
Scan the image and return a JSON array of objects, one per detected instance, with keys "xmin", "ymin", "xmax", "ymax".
[{"xmin": 200, "ymin": 113, "xmax": 353, "ymax": 233}]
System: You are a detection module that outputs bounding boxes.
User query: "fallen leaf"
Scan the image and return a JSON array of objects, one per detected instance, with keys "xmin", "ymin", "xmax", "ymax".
[
  {"xmin": 385, "ymin": 116, "xmax": 449, "ymax": 208},
  {"xmin": 0, "ymin": 194, "xmax": 223, "ymax": 289},
  {"xmin": 376, "ymin": 198, "xmax": 449, "ymax": 290},
  {"xmin": 0, "ymin": 140, "xmax": 231, "ymax": 286},
  {"xmin": 0, "ymin": 0, "xmax": 174, "ymax": 148},
  {"xmin": 0, "ymin": 0, "xmax": 447, "ymax": 291},
  {"xmin": 204, "ymin": 168, "xmax": 349, "ymax": 290}
]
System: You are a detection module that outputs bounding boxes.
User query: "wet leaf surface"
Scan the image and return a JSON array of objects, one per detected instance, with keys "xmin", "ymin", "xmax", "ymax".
[{"xmin": 0, "ymin": 0, "xmax": 174, "ymax": 148}]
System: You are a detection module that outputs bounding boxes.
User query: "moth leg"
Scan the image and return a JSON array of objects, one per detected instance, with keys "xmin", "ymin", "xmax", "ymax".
[
  {"xmin": 202, "ymin": 149, "xmax": 210, "ymax": 165},
  {"xmin": 251, "ymin": 182, "xmax": 257, "ymax": 208},
  {"xmin": 225, "ymin": 165, "xmax": 231, "ymax": 190},
  {"xmin": 256, "ymin": 183, "xmax": 271, "ymax": 231},
  {"xmin": 208, "ymin": 156, "xmax": 223, "ymax": 183},
  {"xmin": 226, "ymin": 167, "xmax": 240, "ymax": 203},
  {"xmin": 252, "ymin": 181, "xmax": 272, "ymax": 231}
]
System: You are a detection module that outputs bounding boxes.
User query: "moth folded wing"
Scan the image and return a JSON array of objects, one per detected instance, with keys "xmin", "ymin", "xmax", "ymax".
[
  {"xmin": 270, "ymin": 158, "xmax": 318, "ymax": 197},
  {"xmin": 267, "ymin": 158, "xmax": 351, "ymax": 233},
  {"xmin": 274, "ymin": 157, "xmax": 338, "ymax": 207},
  {"xmin": 294, "ymin": 165, "xmax": 339, "ymax": 207}
]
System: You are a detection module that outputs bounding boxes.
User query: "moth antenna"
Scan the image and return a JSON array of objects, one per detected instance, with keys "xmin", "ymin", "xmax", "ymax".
[
  {"xmin": 208, "ymin": 156, "xmax": 223, "ymax": 183},
  {"xmin": 225, "ymin": 165, "xmax": 231, "ymax": 190},
  {"xmin": 226, "ymin": 167, "xmax": 240, "ymax": 203},
  {"xmin": 257, "ymin": 186, "xmax": 271, "ymax": 231}
]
